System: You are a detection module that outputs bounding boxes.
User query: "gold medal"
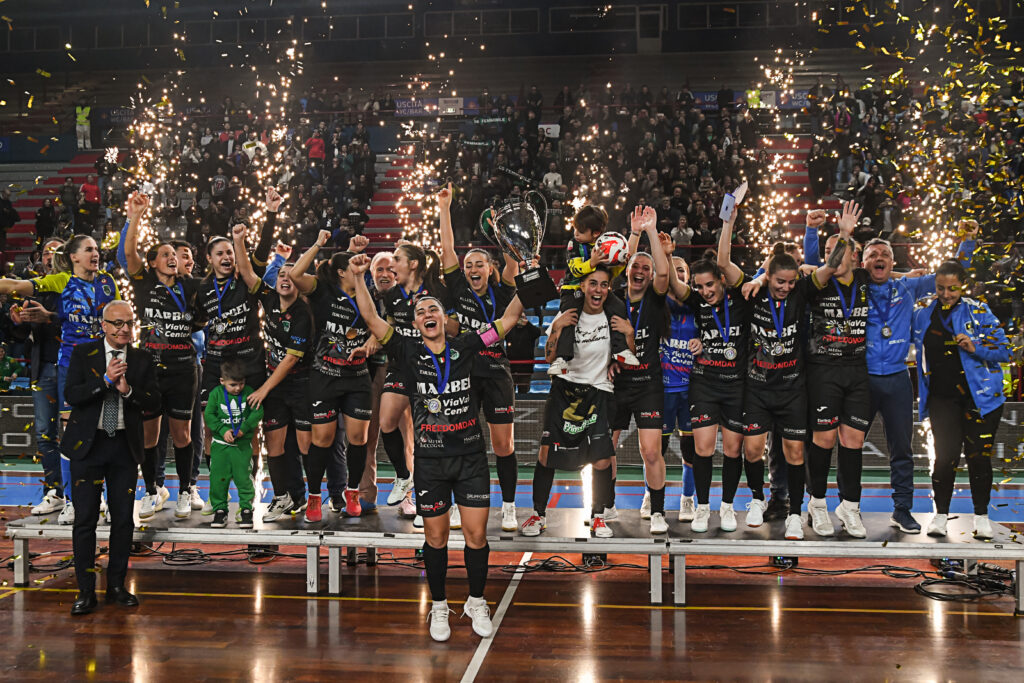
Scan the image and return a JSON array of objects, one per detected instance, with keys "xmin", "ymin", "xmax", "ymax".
[{"xmin": 346, "ymin": 328, "xmax": 358, "ymax": 340}]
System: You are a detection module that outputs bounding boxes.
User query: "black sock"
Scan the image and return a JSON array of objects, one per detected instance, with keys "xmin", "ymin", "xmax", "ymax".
[
  {"xmin": 680, "ymin": 434, "xmax": 695, "ymax": 465},
  {"xmin": 174, "ymin": 443, "xmax": 194, "ymax": 492},
  {"xmin": 267, "ymin": 456, "xmax": 286, "ymax": 498},
  {"xmin": 693, "ymin": 456, "xmax": 713, "ymax": 505},
  {"xmin": 745, "ymin": 458, "xmax": 766, "ymax": 501},
  {"xmin": 661, "ymin": 434, "xmax": 671, "ymax": 459},
  {"xmin": 422, "ymin": 542, "xmax": 448, "ymax": 602},
  {"xmin": 837, "ymin": 446, "xmax": 862, "ymax": 503},
  {"xmin": 142, "ymin": 446, "xmax": 158, "ymax": 495},
  {"xmin": 721, "ymin": 456, "xmax": 743, "ymax": 505},
  {"xmin": 496, "ymin": 453, "xmax": 518, "ymax": 504},
  {"xmin": 286, "ymin": 442, "xmax": 308, "ymax": 502},
  {"xmin": 464, "ymin": 543, "xmax": 490, "ymax": 599},
  {"xmin": 346, "ymin": 443, "xmax": 367, "ymax": 488},
  {"xmin": 966, "ymin": 454, "xmax": 993, "ymax": 515},
  {"xmin": 532, "ymin": 463, "xmax": 555, "ymax": 515},
  {"xmin": 304, "ymin": 444, "xmax": 330, "ymax": 496},
  {"xmin": 807, "ymin": 442, "xmax": 832, "ymax": 499},
  {"xmin": 381, "ymin": 429, "xmax": 410, "ymax": 480},
  {"xmin": 648, "ymin": 486, "xmax": 665, "ymax": 515},
  {"xmin": 592, "ymin": 466, "xmax": 613, "ymax": 517},
  {"xmin": 787, "ymin": 461, "xmax": 805, "ymax": 515},
  {"xmin": 608, "ymin": 477, "xmax": 617, "ymax": 508}
]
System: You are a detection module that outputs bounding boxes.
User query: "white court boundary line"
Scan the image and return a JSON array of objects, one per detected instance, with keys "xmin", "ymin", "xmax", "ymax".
[{"xmin": 460, "ymin": 551, "xmax": 533, "ymax": 683}]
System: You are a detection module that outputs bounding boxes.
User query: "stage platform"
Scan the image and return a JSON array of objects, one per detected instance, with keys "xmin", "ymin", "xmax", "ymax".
[{"xmin": 7, "ymin": 506, "xmax": 1023, "ymax": 611}]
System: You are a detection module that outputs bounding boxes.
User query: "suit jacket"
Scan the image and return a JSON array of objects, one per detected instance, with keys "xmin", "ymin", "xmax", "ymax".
[{"xmin": 60, "ymin": 341, "xmax": 161, "ymax": 464}]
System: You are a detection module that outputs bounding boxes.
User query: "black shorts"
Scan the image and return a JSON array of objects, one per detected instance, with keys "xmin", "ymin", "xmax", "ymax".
[
  {"xmin": 540, "ymin": 377, "xmax": 615, "ymax": 470},
  {"xmin": 382, "ymin": 368, "xmax": 410, "ymax": 396},
  {"xmin": 472, "ymin": 371, "xmax": 516, "ymax": 425},
  {"xmin": 743, "ymin": 383, "xmax": 807, "ymax": 440},
  {"xmin": 201, "ymin": 360, "xmax": 266, "ymax": 405},
  {"xmin": 308, "ymin": 371, "xmax": 373, "ymax": 424},
  {"xmin": 611, "ymin": 382, "xmax": 664, "ymax": 431},
  {"xmin": 807, "ymin": 362, "xmax": 871, "ymax": 432},
  {"xmin": 146, "ymin": 363, "xmax": 199, "ymax": 421},
  {"xmin": 414, "ymin": 452, "xmax": 491, "ymax": 517},
  {"xmin": 689, "ymin": 375, "xmax": 745, "ymax": 433},
  {"xmin": 263, "ymin": 375, "xmax": 312, "ymax": 432}
]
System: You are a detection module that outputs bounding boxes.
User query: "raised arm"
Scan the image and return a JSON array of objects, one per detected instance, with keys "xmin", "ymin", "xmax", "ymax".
[
  {"xmin": 289, "ymin": 230, "xmax": 329, "ymax": 294},
  {"xmin": 437, "ymin": 182, "xmax": 458, "ymax": 271},
  {"xmin": 349, "ymin": 253, "xmax": 391, "ymax": 340},
  {"xmin": 716, "ymin": 206, "xmax": 743, "ymax": 287},
  {"xmin": 495, "ymin": 293, "xmax": 524, "ymax": 338},
  {"xmin": 120, "ymin": 191, "xmax": 150, "ymax": 275},
  {"xmin": 252, "ymin": 187, "xmax": 282, "ymax": 267},
  {"xmin": 812, "ymin": 201, "xmax": 860, "ymax": 284},
  {"xmin": 232, "ymin": 224, "xmax": 261, "ymax": 291},
  {"xmin": 803, "ymin": 209, "xmax": 825, "ymax": 266}
]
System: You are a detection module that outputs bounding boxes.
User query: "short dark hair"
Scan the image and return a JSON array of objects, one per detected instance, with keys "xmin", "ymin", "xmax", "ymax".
[
  {"xmin": 936, "ymin": 260, "xmax": 967, "ymax": 283},
  {"xmin": 571, "ymin": 204, "xmax": 608, "ymax": 236},
  {"xmin": 220, "ymin": 359, "xmax": 247, "ymax": 383}
]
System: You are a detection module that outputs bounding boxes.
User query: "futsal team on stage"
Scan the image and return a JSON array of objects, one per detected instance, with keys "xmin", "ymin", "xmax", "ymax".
[{"xmin": 1, "ymin": 182, "xmax": 1010, "ymax": 636}]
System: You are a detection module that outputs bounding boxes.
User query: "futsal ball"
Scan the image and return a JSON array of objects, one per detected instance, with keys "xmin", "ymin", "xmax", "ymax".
[{"xmin": 595, "ymin": 232, "xmax": 630, "ymax": 265}]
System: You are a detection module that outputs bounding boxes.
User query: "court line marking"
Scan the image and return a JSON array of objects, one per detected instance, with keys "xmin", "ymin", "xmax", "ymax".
[
  {"xmin": 2, "ymin": 586, "xmax": 1018, "ymax": 618},
  {"xmin": 461, "ymin": 552, "xmax": 532, "ymax": 683}
]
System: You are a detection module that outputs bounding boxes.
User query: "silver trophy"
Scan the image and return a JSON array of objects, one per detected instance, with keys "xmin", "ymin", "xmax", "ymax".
[{"xmin": 479, "ymin": 190, "xmax": 558, "ymax": 307}]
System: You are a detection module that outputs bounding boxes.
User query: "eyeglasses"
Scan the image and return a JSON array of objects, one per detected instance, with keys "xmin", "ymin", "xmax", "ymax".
[{"xmin": 103, "ymin": 318, "xmax": 135, "ymax": 329}]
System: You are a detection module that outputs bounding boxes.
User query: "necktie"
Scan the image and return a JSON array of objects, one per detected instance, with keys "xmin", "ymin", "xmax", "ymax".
[{"xmin": 101, "ymin": 350, "xmax": 121, "ymax": 436}]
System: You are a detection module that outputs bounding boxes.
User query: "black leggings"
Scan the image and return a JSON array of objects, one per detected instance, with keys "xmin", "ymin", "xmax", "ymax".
[{"xmin": 927, "ymin": 395, "xmax": 1002, "ymax": 516}]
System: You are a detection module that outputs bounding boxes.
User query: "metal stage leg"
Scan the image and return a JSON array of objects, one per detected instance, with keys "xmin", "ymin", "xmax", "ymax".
[
  {"xmin": 328, "ymin": 547, "xmax": 341, "ymax": 595},
  {"xmin": 673, "ymin": 555, "xmax": 686, "ymax": 606},
  {"xmin": 1017, "ymin": 561, "xmax": 1023, "ymax": 615},
  {"xmin": 306, "ymin": 547, "xmax": 320, "ymax": 594},
  {"xmin": 13, "ymin": 538, "xmax": 29, "ymax": 587},
  {"xmin": 649, "ymin": 555, "xmax": 663, "ymax": 604}
]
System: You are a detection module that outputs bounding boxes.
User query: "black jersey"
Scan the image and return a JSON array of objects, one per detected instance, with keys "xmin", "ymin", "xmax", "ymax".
[
  {"xmin": 305, "ymin": 279, "xmax": 371, "ymax": 378},
  {"xmin": 381, "ymin": 282, "xmax": 439, "ymax": 339},
  {"xmin": 131, "ymin": 270, "xmax": 200, "ymax": 369},
  {"xmin": 444, "ymin": 267, "xmax": 515, "ymax": 378},
  {"xmin": 807, "ymin": 269, "xmax": 870, "ymax": 365},
  {"xmin": 259, "ymin": 285, "xmax": 312, "ymax": 376},
  {"xmin": 382, "ymin": 326, "xmax": 489, "ymax": 459},
  {"xmin": 687, "ymin": 280, "xmax": 752, "ymax": 383},
  {"xmin": 615, "ymin": 286, "xmax": 667, "ymax": 387},
  {"xmin": 196, "ymin": 275, "xmax": 264, "ymax": 369},
  {"xmin": 747, "ymin": 284, "xmax": 807, "ymax": 388}
]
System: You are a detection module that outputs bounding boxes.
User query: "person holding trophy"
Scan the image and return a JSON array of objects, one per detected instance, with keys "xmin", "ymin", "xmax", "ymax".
[{"xmin": 438, "ymin": 183, "xmax": 523, "ymax": 532}]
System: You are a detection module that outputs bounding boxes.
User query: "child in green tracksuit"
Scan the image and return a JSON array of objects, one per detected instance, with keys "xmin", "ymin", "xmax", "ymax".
[{"xmin": 203, "ymin": 360, "xmax": 263, "ymax": 528}]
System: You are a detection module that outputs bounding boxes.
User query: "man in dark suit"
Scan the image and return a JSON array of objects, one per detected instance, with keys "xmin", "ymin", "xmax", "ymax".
[{"xmin": 61, "ymin": 300, "xmax": 160, "ymax": 615}]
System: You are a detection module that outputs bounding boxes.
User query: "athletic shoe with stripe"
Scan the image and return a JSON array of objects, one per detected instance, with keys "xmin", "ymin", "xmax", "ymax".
[
  {"xmin": 429, "ymin": 600, "xmax": 453, "ymax": 642},
  {"xmin": 591, "ymin": 515, "xmax": 613, "ymax": 538},
  {"xmin": 463, "ymin": 596, "xmax": 493, "ymax": 637},
  {"xmin": 174, "ymin": 493, "xmax": 192, "ymax": 519},
  {"xmin": 139, "ymin": 494, "xmax": 157, "ymax": 520},
  {"xmin": 520, "ymin": 514, "xmax": 546, "ymax": 537},
  {"xmin": 263, "ymin": 493, "xmax": 295, "ymax": 522}
]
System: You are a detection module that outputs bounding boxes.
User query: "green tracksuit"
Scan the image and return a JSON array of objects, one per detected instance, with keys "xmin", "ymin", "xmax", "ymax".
[{"xmin": 203, "ymin": 384, "xmax": 263, "ymax": 512}]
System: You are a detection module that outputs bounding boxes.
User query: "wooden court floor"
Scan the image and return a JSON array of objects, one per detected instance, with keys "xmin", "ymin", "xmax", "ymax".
[{"xmin": 1, "ymin": 519, "xmax": 1022, "ymax": 681}]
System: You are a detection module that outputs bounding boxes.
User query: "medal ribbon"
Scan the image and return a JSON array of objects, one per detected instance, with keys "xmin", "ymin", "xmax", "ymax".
[
  {"xmin": 223, "ymin": 386, "xmax": 240, "ymax": 436},
  {"xmin": 939, "ymin": 302, "xmax": 959, "ymax": 336},
  {"xmin": 769, "ymin": 297, "xmax": 786, "ymax": 342},
  {"xmin": 398, "ymin": 283, "xmax": 425, "ymax": 300},
  {"xmin": 469, "ymin": 285, "xmax": 496, "ymax": 324},
  {"xmin": 425, "ymin": 343, "xmax": 451, "ymax": 396},
  {"xmin": 628, "ymin": 295, "xmax": 645, "ymax": 331},
  {"xmin": 163, "ymin": 281, "xmax": 187, "ymax": 314},
  {"xmin": 874, "ymin": 282, "xmax": 894, "ymax": 330},
  {"xmin": 710, "ymin": 295, "xmax": 731, "ymax": 347},
  {"xmin": 213, "ymin": 276, "xmax": 233, "ymax": 319},
  {"xmin": 832, "ymin": 277, "xmax": 857, "ymax": 327},
  {"xmin": 337, "ymin": 285, "xmax": 362, "ymax": 332}
]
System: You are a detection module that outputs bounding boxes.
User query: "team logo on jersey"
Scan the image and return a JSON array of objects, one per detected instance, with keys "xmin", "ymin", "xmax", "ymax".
[
  {"xmin": 102, "ymin": 284, "xmax": 112, "ymax": 296},
  {"xmin": 450, "ymin": 349, "xmax": 459, "ymax": 360},
  {"xmin": 282, "ymin": 320, "xmax": 290, "ymax": 332}
]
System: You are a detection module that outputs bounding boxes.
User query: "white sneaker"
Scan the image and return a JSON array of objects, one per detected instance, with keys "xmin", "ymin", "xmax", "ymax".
[
  {"xmin": 836, "ymin": 500, "xmax": 867, "ymax": 538},
  {"xmin": 691, "ymin": 503, "xmax": 711, "ymax": 533},
  {"xmin": 601, "ymin": 505, "xmax": 619, "ymax": 521},
  {"xmin": 57, "ymin": 501, "xmax": 75, "ymax": 525},
  {"xmin": 463, "ymin": 595, "xmax": 493, "ymax": 638},
  {"xmin": 808, "ymin": 497, "xmax": 835, "ymax": 537},
  {"xmin": 31, "ymin": 489, "xmax": 65, "ymax": 516},
  {"xmin": 189, "ymin": 484, "xmax": 204, "ymax": 510},
  {"xmin": 650, "ymin": 512, "xmax": 668, "ymax": 534},
  {"xmin": 449, "ymin": 505, "xmax": 462, "ymax": 530},
  {"xmin": 927, "ymin": 513, "xmax": 948, "ymax": 537},
  {"xmin": 719, "ymin": 502, "xmax": 737, "ymax": 532},
  {"xmin": 428, "ymin": 600, "xmax": 453, "ymax": 642},
  {"xmin": 501, "ymin": 502, "xmax": 517, "ymax": 532},
  {"xmin": 388, "ymin": 475, "xmax": 414, "ymax": 505},
  {"xmin": 615, "ymin": 349, "xmax": 640, "ymax": 366},
  {"xmin": 746, "ymin": 499, "xmax": 767, "ymax": 528},
  {"xmin": 156, "ymin": 485, "xmax": 170, "ymax": 512},
  {"xmin": 591, "ymin": 515, "xmax": 613, "ymax": 538},
  {"xmin": 640, "ymin": 491, "xmax": 652, "ymax": 520},
  {"xmin": 398, "ymin": 495, "xmax": 417, "ymax": 518},
  {"xmin": 263, "ymin": 493, "xmax": 295, "ymax": 522},
  {"xmin": 139, "ymin": 494, "xmax": 157, "ymax": 520},
  {"xmin": 175, "ymin": 493, "xmax": 192, "ymax": 519},
  {"xmin": 546, "ymin": 357, "xmax": 568, "ymax": 375},
  {"xmin": 413, "ymin": 515, "xmax": 424, "ymax": 530},
  {"xmin": 99, "ymin": 496, "xmax": 110, "ymax": 525},
  {"xmin": 784, "ymin": 514, "xmax": 804, "ymax": 540},
  {"xmin": 201, "ymin": 499, "xmax": 214, "ymax": 516},
  {"xmin": 974, "ymin": 514, "xmax": 994, "ymax": 540},
  {"xmin": 520, "ymin": 514, "xmax": 546, "ymax": 537},
  {"xmin": 678, "ymin": 495, "xmax": 696, "ymax": 522}
]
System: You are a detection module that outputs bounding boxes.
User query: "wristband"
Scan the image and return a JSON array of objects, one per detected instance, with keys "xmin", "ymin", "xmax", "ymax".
[{"xmin": 103, "ymin": 373, "xmax": 113, "ymax": 385}]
